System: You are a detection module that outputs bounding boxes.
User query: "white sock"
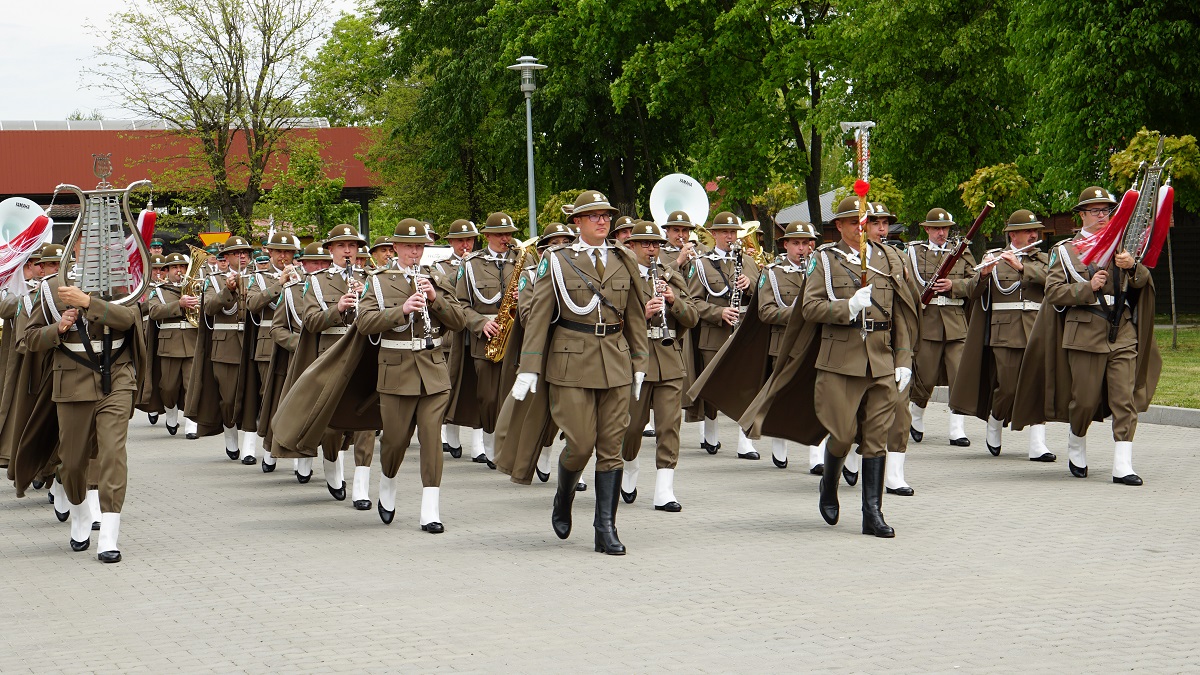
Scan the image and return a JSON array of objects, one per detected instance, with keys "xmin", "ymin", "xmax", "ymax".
[
  {"xmin": 702, "ymin": 417, "xmax": 719, "ymax": 446},
  {"xmin": 808, "ymin": 443, "xmax": 822, "ymax": 470},
  {"xmin": 262, "ymin": 436, "xmax": 275, "ymax": 466},
  {"xmin": 165, "ymin": 406, "xmax": 179, "ymax": 427},
  {"xmin": 885, "ymin": 451, "xmax": 909, "ymax": 490},
  {"xmin": 352, "ymin": 466, "xmax": 371, "ymax": 502},
  {"xmin": 471, "ymin": 428, "xmax": 485, "ymax": 458},
  {"xmin": 223, "ymin": 426, "xmax": 239, "ymax": 457},
  {"xmin": 69, "ymin": 499, "xmax": 91, "ymax": 543},
  {"xmin": 482, "ymin": 432, "xmax": 495, "ymax": 461},
  {"xmin": 86, "ymin": 489, "xmax": 100, "ymax": 525},
  {"xmin": 324, "ymin": 452, "xmax": 345, "ymax": 489},
  {"xmin": 183, "ymin": 418, "xmax": 198, "ymax": 435},
  {"xmin": 379, "ymin": 475, "xmax": 398, "ymax": 512},
  {"xmin": 645, "ymin": 410, "xmax": 655, "ymax": 434},
  {"xmin": 1113, "ymin": 441, "xmax": 1135, "ymax": 477},
  {"xmin": 97, "ymin": 512, "xmax": 121, "ymax": 553},
  {"xmin": 420, "ymin": 487, "xmax": 441, "ymax": 525},
  {"xmin": 910, "ymin": 403, "xmax": 926, "ymax": 433},
  {"xmin": 1067, "ymin": 432, "xmax": 1087, "ymax": 468},
  {"xmin": 51, "ymin": 480, "xmax": 69, "ymax": 517},
  {"xmin": 441, "ymin": 424, "xmax": 461, "ymax": 448},
  {"xmin": 622, "ymin": 456, "xmax": 640, "ymax": 493},
  {"xmin": 771, "ymin": 438, "xmax": 788, "ymax": 462},
  {"xmin": 241, "ymin": 431, "xmax": 257, "ymax": 459},
  {"xmin": 653, "ymin": 468, "xmax": 678, "ymax": 506},
  {"xmin": 737, "ymin": 428, "xmax": 756, "ymax": 454},
  {"xmin": 948, "ymin": 413, "xmax": 967, "ymax": 440},
  {"xmin": 537, "ymin": 447, "xmax": 551, "ymax": 475},
  {"xmin": 1028, "ymin": 424, "xmax": 1049, "ymax": 458},
  {"xmin": 987, "ymin": 415, "xmax": 1004, "ymax": 449},
  {"xmin": 844, "ymin": 451, "xmax": 861, "ymax": 474}
]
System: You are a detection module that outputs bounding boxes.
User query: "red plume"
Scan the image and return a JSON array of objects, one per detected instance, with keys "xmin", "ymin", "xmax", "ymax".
[
  {"xmin": 1080, "ymin": 189, "xmax": 1137, "ymax": 267},
  {"xmin": 852, "ymin": 180, "xmax": 870, "ymax": 198},
  {"xmin": 1141, "ymin": 185, "xmax": 1174, "ymax": 268},
  {"xmin": 124, "ymin": 209, "xmax": 158, "ymax": 288}
]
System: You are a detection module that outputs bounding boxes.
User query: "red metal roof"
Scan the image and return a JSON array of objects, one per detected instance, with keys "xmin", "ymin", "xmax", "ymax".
[{"xmin": 0, "ymin": 126, "xmax": 378, "ymax": 197}]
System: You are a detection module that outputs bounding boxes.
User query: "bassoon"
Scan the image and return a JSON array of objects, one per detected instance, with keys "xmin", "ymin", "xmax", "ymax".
[{"xmin": 919, "ymin": 201, "xmax": 994, "ymax": 305}]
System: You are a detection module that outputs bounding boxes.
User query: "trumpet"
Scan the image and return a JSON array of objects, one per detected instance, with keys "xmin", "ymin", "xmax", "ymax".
[
  {"xmin": 408, "ymin": 265, "xmax": 436, "ymax": 351},
  {"xmin": 649, "ymin": 263, "xmax": 674, "ymax": 346},
  {"xmin": 973, "ymin": 241, "xmax": 1041, "ymax": 271}
]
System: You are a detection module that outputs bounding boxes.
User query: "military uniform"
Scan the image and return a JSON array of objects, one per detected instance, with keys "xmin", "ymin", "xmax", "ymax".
[
  {"xmin": 198, "ymin": 235, "xmax": 254, "ymax": 459},
  {"xmin": 906, "ymin": 208, "xmax": 977, "ymax": 446},
  {"xmin": 619, "ymin": 222, "xmax": 699, "ymax": 512},
  {"xmin": 357, "ymin": 220, "xmax": 467, "ymax": 530},
  {"xmin": 299, "ymin": 224, "xmax": 375, "ymax": 504},
  {"xmin": 145, "ymin": 254, "xmax": 198, "ymax": 437},
  {"xmin": 686, "ymin": 211, "xmax": 761, "ymax": 457},
  {"xmin": 514, "ymin": 190, "xmax": 650, "ymax": 555},
  {"xmin": 433, "ymin": 218, "xmax": 481, "ymax": 459},
  {"xmin": 245, "ymin": 232, "xmax": 301, "ymax": 468},
  {"xmin": 453, "ymin": 212, "xmax": 522, "ymax": 464}
]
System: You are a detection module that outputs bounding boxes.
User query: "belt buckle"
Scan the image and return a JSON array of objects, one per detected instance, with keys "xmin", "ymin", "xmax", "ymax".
[
  {"xmin": 863, "ymin": 318, "xmax": 875, "ymax": 331},
  {"xmin": 411, "ymin": 339, "xmax": 422, "ymax": 352},
  {"xmin": 649, "ymin": 327, "xmax": 662, "ymax": 340},
  {"xmin": 594, "ymin": 322, "xmax": 606, "ymax": 336}
]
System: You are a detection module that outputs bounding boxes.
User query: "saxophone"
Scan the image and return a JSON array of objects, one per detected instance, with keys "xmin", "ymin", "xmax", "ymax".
[{"xmin": 483, "ymin": 243, "xmax": 529, "ymax": 363}]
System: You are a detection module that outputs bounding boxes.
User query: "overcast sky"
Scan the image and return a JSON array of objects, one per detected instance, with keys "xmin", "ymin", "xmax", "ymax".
[{"xmin": 0, "ymin": 0, "xmax": 358, "ymax": 121}]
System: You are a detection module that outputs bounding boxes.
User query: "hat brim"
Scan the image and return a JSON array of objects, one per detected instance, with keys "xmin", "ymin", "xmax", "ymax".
[
  {"xmin": 920, "ymin": 220, "xmax": 955, "ymax": 227},
  {"xmin": 444, "ymin": 231, "xmax": 479, "ymax": 239},
  {"xmin": 570, "ymin": 203, "xmax": 620, "ymax": 216},
  {"xmin": 1003, "ymin": 222, "xmax": 1043, "ymax": 231},
  {"xmin": 480, "ymin": 225, "xmax": 519, "ymax": 234},
  {"xmin": 221, "ymin": 245, "xmax": 252, "ymax": 255},
  {"xmin": 389, "ymin": 235, "xmax": 432, "ymax": 245},
  {"xmin": 1071, "ymin": 199, "xmax": 1117, "ymax": 212},
  {"xmin": 662, "ymin": 220, "xmax": 697, "ymax": 229}
]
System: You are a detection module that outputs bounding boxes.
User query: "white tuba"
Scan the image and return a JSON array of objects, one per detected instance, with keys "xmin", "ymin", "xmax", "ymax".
[{"xmin": 650, "ymin": 173, "xmax": 710, "ymax": 229}]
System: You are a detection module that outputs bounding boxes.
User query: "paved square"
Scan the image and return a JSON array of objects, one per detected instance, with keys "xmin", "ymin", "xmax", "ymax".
[{"xmin": 1, "ymin": 404, "xmax": 1197, "ymax": 672}]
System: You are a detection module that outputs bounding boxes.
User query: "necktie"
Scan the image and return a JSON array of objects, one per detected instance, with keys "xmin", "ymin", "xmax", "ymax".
[{"xmin": 594, "ymin": 252, "xmax": 606, "ymax": 278}]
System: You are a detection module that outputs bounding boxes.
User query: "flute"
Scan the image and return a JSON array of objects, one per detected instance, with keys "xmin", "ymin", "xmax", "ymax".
[{"xmin": 973, "ymin": 241, "xmax": 1041, "ymax": 271}]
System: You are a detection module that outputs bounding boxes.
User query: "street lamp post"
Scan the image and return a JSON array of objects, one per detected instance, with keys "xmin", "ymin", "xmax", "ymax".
[{"xmin": 507, "ymin": 55, "xmax": 547, "ymax": 238}]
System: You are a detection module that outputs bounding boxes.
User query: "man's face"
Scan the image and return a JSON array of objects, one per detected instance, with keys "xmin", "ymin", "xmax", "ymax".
[
  {"xmin": 24, "ymin": 261, "xmax": 41, "ymax": 279},
  {"xmin": 302, "ymin": 259, "xmax": 329, "ymax": 273},
  {"xmin": 485, "ymin": 233, "xmax": 512, "ymax": 252},
  {"xmin": 166, "ymin": 263, "xmax": 186, "ymax": 283},
  {"xmin": 868, "ymin": 216, "xmax": 890, "ymax": 243},
  {"xmin": 451, "ymin": 238, "xmax": 475, "ymax": 257},
  {"xmin": 327, "ymin": 240, "xmax": 358, "ymax": 265},
  {"xmin": 665, "ymin": 226, "xmax": 690, "ymax": 247},
  {"xmin": 629, "ymin": 240, "xmax": 660, "ymax": 266},
  {"xmin": 613, "ymin": 229, "xmax": 632, "ymax": 244},
  {"xmin": 372, "ymin": 249, "xmax": 391, "ymax": 266},
  {"xmin": 572, "ymin": 212, "xmax": 612, "ymax": 245},
  {"xmin": 222, "ymin": 252, "xmax": 246, "ymax": 271},
  {"xmin": 711, "ymin": 229, "xmax": 737, "ymax": 250},
  {"xmin": 393, "ymin": 243, "xmax": 424, "ymax": 268},
  {"xmin": 1078, "ymin": 204, "xmax": 1111, "ymax": 233},
  {"xmin": 925, "ymin": 225, "xmax": 950, "ymax": 246},
  {"xmin": 835, "ymin": 217, "xmax": 861, "ymax": 248},
  {"xmin": 1008, "ymin": 229, "xmax": 1040, "ymax": 249},
  {"xmin": 269, "ymin": 249, "xmax": 295, "ymax": 269},
  {"xmin": 783, "ymin": 238, "xmax": 811, "ymax": 264},
  {"xmin": 150, "ymin": 245, "xmax": 163, "ymax": 256}
]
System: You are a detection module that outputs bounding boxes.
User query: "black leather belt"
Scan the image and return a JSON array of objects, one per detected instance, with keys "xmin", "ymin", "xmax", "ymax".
[
  {"xmin": 849, "ymin": 318, "xmax": 891, "ymax": 332},
  {"xmin": 558, "ymin": 318, "xmax": 623, "ymax": 336}
]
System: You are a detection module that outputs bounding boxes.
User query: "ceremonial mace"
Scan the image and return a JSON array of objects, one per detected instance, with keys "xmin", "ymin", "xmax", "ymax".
[{"xmin": 841, "ymin": 121, "xmax": 875, "ymax": 341}]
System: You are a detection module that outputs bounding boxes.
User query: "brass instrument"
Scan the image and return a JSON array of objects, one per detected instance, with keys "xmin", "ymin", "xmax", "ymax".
[
  {"xmin": 729, "ymin": 239, "xmax": 745, "ymax": 328},
  {"xmin": 181, "ymin": 244, "xmax": 209, "ymax": 327},
  {"xmin": 649, "ymin": 263, "xmax": 674, "ymax": 346},
  {"xmin": 483, "ymin": 241, "xmax": 530, "ymax": 363},
  {"xmin": 738, "ymin": 222, "xmax": 770, "ymax": 268}
]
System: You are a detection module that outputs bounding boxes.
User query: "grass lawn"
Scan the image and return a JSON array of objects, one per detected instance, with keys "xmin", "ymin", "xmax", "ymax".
[{"xmin": 1154, "ymin": 326, "xmax": 1200, "ymax": 408}]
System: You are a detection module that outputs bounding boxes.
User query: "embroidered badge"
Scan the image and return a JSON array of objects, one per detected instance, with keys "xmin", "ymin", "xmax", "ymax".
[
  {"xmin": 1049, "ymin": 249, "xmax": 1057, "ymax": 267},
  {"xmin": 537, "ymin": 257, "xmax": 549, "ymax": 279},
  {"xmin": 518, "ymin": 276, "xmax": 528, "ymax": 292},
  {"xmin": 688, "ymin": 265, "xmax": 695, "ymax": 280},
  {"xmin": 457, "ymin": 265, "xmax": 465, "ymax": 281},
  {"xmin": 807, "ymin": 256, "xmax": 817, "ymax": 275},
  {"xmin": 757, "ymin": 274, "xmax": 766, "ymax": 289}
]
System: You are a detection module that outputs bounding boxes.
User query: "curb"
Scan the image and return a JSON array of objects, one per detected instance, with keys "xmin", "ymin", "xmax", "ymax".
[{"xmin": 928, "ymin": 387, "xmax": 1200, "ymax": 429}]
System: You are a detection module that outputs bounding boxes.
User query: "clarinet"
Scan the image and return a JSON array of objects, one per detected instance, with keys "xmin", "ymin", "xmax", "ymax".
[
  {"xmin": 344, "ymin": 255, "xmax": 359, "ymax": 320},
  {"xmin": 729, "ymin": 240, "xmax": 744, "ymax": 327},
  {"xmin": 411, "ymin": 265, "xmax": 436, "ymax": 350},
  {"xmin": 649, "ymin": 263, "xmax": 674, "ymax": 346}
]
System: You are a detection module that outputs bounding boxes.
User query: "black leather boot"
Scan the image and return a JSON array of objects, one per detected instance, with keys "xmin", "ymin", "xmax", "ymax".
[
  {"xmin": 819, "ymin": 449, "xmax": 845, "ymax": 525},
  {"xmin": 551, "ymin": 462, "xmax": 584, "ymax": 540},
  {"xmin": 861, "ymin": 456, "xmax": 895, "ymax": 538},
  {"xmin": 593, "ymin": 469, "xmax": 626, "ymax": 555}
]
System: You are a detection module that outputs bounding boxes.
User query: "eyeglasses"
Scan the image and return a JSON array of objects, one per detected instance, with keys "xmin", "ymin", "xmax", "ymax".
[
  {"xmin": 1080, "ymin": 207, "xmax": 1111, "ymax": 217},
  {"xmin": 583, "ymin": 213, "xmax": 613, "ymax": 223}
]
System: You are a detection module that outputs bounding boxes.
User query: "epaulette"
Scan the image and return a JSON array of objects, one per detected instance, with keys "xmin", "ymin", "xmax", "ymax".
[{"xmin": 815, "ymin": 242, "xmax": 838, "ymax": 252}]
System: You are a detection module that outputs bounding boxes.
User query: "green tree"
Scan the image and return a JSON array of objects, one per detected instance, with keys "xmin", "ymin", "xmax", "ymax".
[
  {"xmin": 255, "ymin": 136, "xmax": 359, "ymax": 237},
  {"xmin": 1109, "ymin": 129, "xmax": 1200, "ymax": 215},
  {"xmin": 959, "ymin": 163, "xmax": 1035, "ymax": 239},
  {"xmin": 302, "ymin": 10, "xmax": 390, "ymax": 127}
]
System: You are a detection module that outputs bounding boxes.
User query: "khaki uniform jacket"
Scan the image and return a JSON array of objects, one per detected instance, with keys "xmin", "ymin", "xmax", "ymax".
[
  {"xmin": 432, "ymin": 254, "xmax": 468, "ymax": 367},
  {"xmin": 907, "ymin": 242, "xmax": 976, "ymax": 341},
  {"xmin": 802, "ymin": 241, "xmax": 914, "ymax": 377},
  {"xmin": 636, "ymin": 261, "xmax": 698, "ymax": 382},
  {"xmin": 757, "ymin": 259, "xmax": 806, "ymax": 358},
  {"xmin": 1045, "ymin": 241, "xmax": 1146, "ymax": 353},
  {"xmin": 146, "ymin": 283, "xmax": 197, "ymax": 358},
  {"xmin": 247, "ymin": 268, "xmax": 287, "ymax": 362},
  {"xmin": 687, "ymin": 249, "xmax": 760, "ymax": 352},
  {"xmin": 301, "ymin": 265, "xmax": 367, "ymax": 357},
  {"xmin": 271, "ymin": 281, "xmax": 306, "ymax": 354},
  {"xmin": 356, "ymin": 267, "xmax": 466, "ymax": 396},
  {"xmin": 455, "ymin": 248, "xmax": 521, "ymax": 361},
  {"xmin": 517, "ymin": 243, "xmax": 650, "ymax": 388},
  {"xmin": 201, "ymin": 273, "xmax": 247, "ymax": 364}
]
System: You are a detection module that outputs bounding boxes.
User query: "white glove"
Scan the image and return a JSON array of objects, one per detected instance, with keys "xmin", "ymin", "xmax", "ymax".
[
  {"xmin": 847, "ymin": 284, "xmax": 873, "ymax": 319},
  {"xmin": 511, "ymin": 373, "xmax": 538, "ymax": 401},
  {"xmin": 632, "ymin": 372, "xmax": 645, "ymax": 401},
  {"xmin": 895, "ymin": 367, "xmax": 912, "ymax": 392}
]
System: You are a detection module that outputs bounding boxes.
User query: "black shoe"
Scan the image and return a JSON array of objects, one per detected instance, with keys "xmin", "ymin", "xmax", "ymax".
[
  {"xmin": 442, "ymin": 443, "xmax": 463, "ymax": 459},
  {"xmin": 737, "ymin": 451, "xmax": 761, "ymax": 460},
  {"xmin": 949, "ymin": 437, "xmax": 971, "ymax": 447},
  {"xmin": 31, "ymin": 478, "xmax": 46, "ymax": 490},
  {"xmin": 226, "ymin": 448, "xmax": 239, "ymax": 461},
  {"xmin": 621, "ymin": 488, "xmax": 637, "ymax": 504},
  {"xmin": 809, "ymin": 463, "xmax": 824, "ymax": 476},
  {"xmin": 861, "ymin": 457, "xmax": 895, "ymax": 538},
  {"xmin": 486, "ymin": 459, "xmax": 496, "ymax": 470},
  {"xmin": 575, "ymin": 482, "xmax": 587, "ymax": 492},
  {"xmin": 327, "ymin": 481, "xmax": 347, "ymax": 501},
  {"xmin": 378, "ymin": 502, "xmax": 395, "ymax": 525},
  {"xmin": 262, "ymin": 461, "xmax": 276, "ymax": 473},
  {"xmin": 1029, "ymin": 453, "xmax": 1057, "ymax": 463},
  {"xmin": 166, "ymin": 424, "xmax": 179, "ymax": 436},
  {"xmin": 772, "ymin": 454, "xmax": 788, "ymax": 468},
  {"xmin": 92, "ymin": 521, "xmax": 100, "ymax": 531},
  {"xmin": 1069, "ymin": 461, "xmax": 1088, "ymax": 478},
  {"xmin": 552, "ymin": 464, "xmax": 585, "ymax": 540},
  {"xmin": 241, "ymin": 455, "xmax": 257, "ymax": 465},
  {"xmin": 185, "ymin": 433, "xmax": 198, "ymax": 440},
  {"xmin": 354, "ymin": 499, "xmax": 372, "ymax": 511},
  {"xmin": 55, "ymin": 509, "xmax": 69, "ymax": 523},
  {"xmin": 1113, "ymin": 474, "xmax": 1143, "ymax": 486},
  {"xmin": 819, "ymin": 451, "xmax": 845, "ymax": 526},
  {"xmin": 642, "ymin": 428, "xmax": 656, "ymax": 437},
  {"xmin": 701, "ymin": 440, "xmax": 721, "ymax": 455},
  {"xmin": 910, "ymin": 426, "xmax": 923, "ymax": 443},
  {"xmin": 842, "ymin": 466, "xmax": 859, "ymax": 487},
  {"xmin": 593, "ymin": 469, "xmax": 626, "ymax": 555},
  {"xmin": 48, "ymin": 491, "xmax": 54, "ymax": 504},
  {"xmin": 535, "ymin": 466, "xmax": 550, "ymax": 483},
  {"xmin": 472, "ymin": 454, "xmax": 489, "ymax": 464},
  {"xmin": 70, "ymin": 538, "xmax": 90, "ymax": 552},
  {"xmin": 421, "ymin": 522, "xmax": 445, "ymax": 534},
  {"xmin": 987, "ymin": 443, "xmax": 1001, "ymax": 457},
  {"xmin": 295, "ymin": 470, "xmax": 312, "ymax": 484},
  {"xmin": 98, "ymin": 551, "xmax": 121, "ymax": 563},
  {"xmin": 148, "ymin": 413, "xmax": 159, "ymax": 425},
  {"xmin": 654, "ymin": 501, "xmax": 683, "ymax": 512},
  {"xmin": 886, "ymin": 486, "xmax": 915, "ymax": 497}
]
